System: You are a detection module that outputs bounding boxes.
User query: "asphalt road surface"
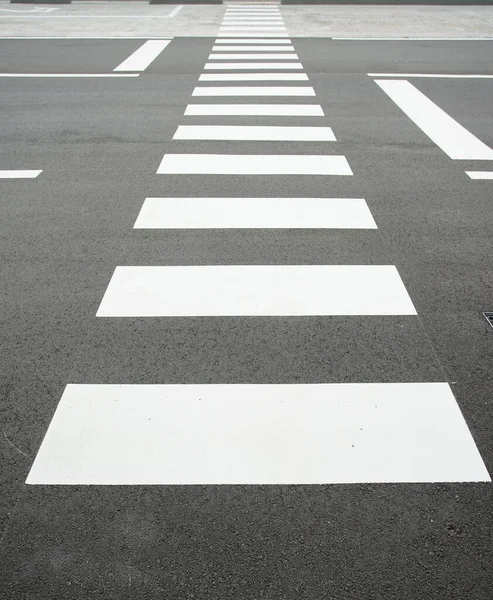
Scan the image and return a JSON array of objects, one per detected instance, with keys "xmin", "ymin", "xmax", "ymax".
[{"xmin": 1, "ymin": 4, "xmax": 493, "ymax": 599}]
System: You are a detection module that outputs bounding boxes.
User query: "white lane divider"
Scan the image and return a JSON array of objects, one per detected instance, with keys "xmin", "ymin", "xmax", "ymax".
[
  {"xmin": 27, "ymin": 382, "xmax": 490, "ymax": 485},
  {"xmin": 184, "ymin": 103, "xmax": 323, "ymax": 115},
  {"xmin": 199, "ymin": 73, "xmax": 308, "ymax": 81},
  {"xmin": 0, "ymin": 170, "xmax": 42, "ymax": 178},
  {"xmin": 193, "ymin": 86, "xmax": 314, "ymax": 96},
  {"xmin": 157, "ymin": 154, "xmax": 353, "ymax": 175},
  {"xmin": 134, "ymin": 197, "xmax": 377, "ymax": 229},
  {"xmin": 173, "ymin": 125, "xmax": 335, "ymax": 141},
  {"xmin": 114, "ymin": 40, "xmax": 171, "ymax": 72},
  {"xmin": 375, "ymin": 79, "xmax": 493, "ymax": 160},
  {"xmin": 96, "ymin": 266, "xmax": 416, "ymax": 317}
]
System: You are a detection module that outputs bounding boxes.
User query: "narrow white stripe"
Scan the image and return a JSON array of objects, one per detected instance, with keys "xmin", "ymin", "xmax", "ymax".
[
  {"xmin": 217, "ymin": 33, "xmax": 288, "ymax": 38},
  {"xmin": 97, "ymin": 266, "xmax": 415, "ymax": 317},
  {"xmin": 134, "ymin": 197, "xmax": 376, "ymax": 229},
  {"xmin": 336, "ymin": 37, "xmax": 493, "ymax": 40},
  {"xmin": 26, "ymin": 383, "xmax": 490, "ymax": 485},
  {"xmin": 184, "ymin": 104, "xmax": 322, "ymax": 115},
  {"xmin": 0, "ymin": 170, "xmax": 42, "ymax": 178},
  {"xmin": 209, "ymin": 53, "xmax": 298, "ymax": 60},
  {"xmin": 193, "ymin": 86, "xmax": 314, "ymax": 96},
  {"xmin": 220, "ymin": 27, "xmax": 286, "ymax": 31},
  {"xmin": 212, "ymin": 46, "xmax": 294, "ymax": 51},
  {"xmin": 223, "ymin": 16, "xmax": 283, "ymax": 19},
  {"xmin": 376, "ymin": 79, "xmax": 493, "ymax": 160},
  {"xmin": 157, "ymin": 154, "xmax": 353, "ymax": 175},
  {"xmin": 204, "ymin": 63, "xmax": 302, "ymax": 70},
  {"xmin": 113, "ymin": 40, "xmax": 171, "ymax": 72},
  {"xmin": 370, "ymin": 73, "xmax": 493, "ymax": 79},
  {"xmin": 215, "ymin": 38, "xmax": 290, "ymax": 43},
  {"xmin": 199, "ymin": 73, "xmax": 308, "ymax": 81},
  {"xmin": 0, "ymin": 73, "xmax": 139, "ymax": 78},
  {"xmin": 173, "ymin": 125, "xmax": 334, "ymax": 141},
  {"xmin": 466, "ymin": 171, "xmax": 493, "ymax": 179}
]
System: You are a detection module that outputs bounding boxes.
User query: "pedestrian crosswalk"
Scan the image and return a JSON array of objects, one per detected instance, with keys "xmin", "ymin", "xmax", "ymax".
[{"xmin": 26, "ymin": 8, "xmax": 491, "ymax": 485}]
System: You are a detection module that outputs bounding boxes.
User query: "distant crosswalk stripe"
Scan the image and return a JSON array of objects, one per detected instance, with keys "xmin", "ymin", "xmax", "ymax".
[
  {"xmin": 157, "ymin": 154, "xmax": 353, "ymax": 175},
  {"xmin": 204, "ymin": 62, "xmax": 302, "ymax": 69},
  {"xmin": 217, "ymin": 33, "xmax": 288, "ymax": 38},
  {"xmin": 96, "ymin": 265, "xmax": 415, "ymax": 317},
  {"xmin": 209, "ymin": 53, "xmax": 298, "ymax": 60},
  {"xmin": 466, "ymin": 171, "xmax": 493, "ymax": 179},
  {"xmin": 214, "ymin": 38, "xmax": 291, "ymax": 43},
  {"xmin": 199, "ymin": 73, "xmax": 308, "ymax": 81},
  {"xmin": 26, "ymin": 382, "xmax": 490, "ymax": 485},
  {"xmin": 173, "ymin": 125, "xmax": 334, "ymax": 141},
  {"xmin": 184, "ymin": 104, "xmax": 322, "ymax": 115},
  {"xmin": 212, "ymin": 45, "xmax": 295, "ymax": 51},
  {"xmin": 134, "ymin": 197, "xmax": 377, "ymax": 229},
  {"xmin": 193, "ymin": 86, "xmax": 314, "ymax": 96}
]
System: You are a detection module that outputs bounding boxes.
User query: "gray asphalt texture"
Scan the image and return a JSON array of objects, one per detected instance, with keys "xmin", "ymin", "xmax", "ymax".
[{"xmin": 1, "ymin": 37, "xmax": 493, "ymax": 599}]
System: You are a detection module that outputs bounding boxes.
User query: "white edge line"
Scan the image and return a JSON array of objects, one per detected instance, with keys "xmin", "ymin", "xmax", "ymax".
[
  {"xmin": 369, "ymin": 73, "xmax": 493, "ymax": 79},
  {"xmin": 0, "ymin": 73, "xmax": 139, "ymax": 77}
]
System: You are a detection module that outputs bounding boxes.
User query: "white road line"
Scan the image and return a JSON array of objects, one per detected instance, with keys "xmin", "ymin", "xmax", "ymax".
[
  {"xmin": 208, "ymin": 53, "xmax": 298, "ymax": 60},
  {"xmin": 217, "ymin": 33, "xmax": 288, "ymax": 38},
  {"xmin": 466, "ymin": 171, "xmax": 493, "ymax": 179},
  {"xmin": 371, "ymin": 73, "xmax": 493, "ymax": 79},
  {"xmin": 193, "ymin": 86, "xmax": 314, "ymax": 96},
  {"xmin": 0, "ymin": 36, "xmax": 174, "ymax": 40},
  {"xmin": 214, "ymin": 38, "xmax": 290, "ymax": 43},
  {"xmin": 199, "ymin": 73, "xmax": 308, "ymax": 81},
  {"xmin": 204, "ymin": 63, "xmax": 302, "ymax": 70},
  {"xmin": 0, "ymin": 170, "xmax": 42, "ymax": 178},
  {"xmin": 212, "ymin": 45, "xmax": 294, "ymax": 51},
  {"xmin": 26, "ymin": 383, "xmax": 490, "ymax": 485},
  {"xmin": 173, "ymin": 125, "xmax": 335, "ymax": 141},
  {"xmin": 113, "ymin": 40, "xmax": 171, "ymax": 72},
  {"xmin": 336, "ymin": 37, "xmax": 493, "ymax": 41},
  {"xmin": 184, "ymin": 103, "xmax": 322, "ymax": 115},
  {"xmin": 375, "ymin": 79, "xmax": 493, "ymax": 160},
  {"xmin": 0, "ymin": 73, "xmax": 139, "ymax": 78},
  {"xmin": 96, "ymin": 265, "xmax": 415, "ymax": 317},
  {"xmin": 166, "ymin": 5, "xmax": 183, "ymax": 18},
  {"xmin": 220, "ymin": 27, "xmax": 286, "ymax": 31},
  {"xmin": 134, "ymin": 197, "xmax": 376, "ymax": 229},
  {"xmin": 157, "ymin": 154, "xmax": 353, "ymax": 175}
]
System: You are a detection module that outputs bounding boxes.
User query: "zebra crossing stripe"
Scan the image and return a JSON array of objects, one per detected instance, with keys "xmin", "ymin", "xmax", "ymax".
[
  {"xmin": 184, "ymin": 104, "xmax": 323, "ymax": 115},
  {"xmin": 173, "ymin": 125, "xmax": 335, "ymax": 141},
  {"xmin": 192, "ymin": 86, "xmax": 314, "ymax": 96},
  {"xmin": 26, "ymin": 383, "xmax": 490, "ymax": 485},
  {"xmin": 208, "ymin": 53, "xmax": 298, "ymax": 60},
  {"xmin": 199, "ymin": 73, "xmax": 309, "ymax": 81},
  {"xmin": 204, "ymin": 63, "xmax": 303, "ymax": 69}
]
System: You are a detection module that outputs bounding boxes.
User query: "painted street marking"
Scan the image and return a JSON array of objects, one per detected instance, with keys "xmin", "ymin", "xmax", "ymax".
[
  {"xmin": 184, "ymin": 104, "xmax": 322, "ymax": 115},
  {"xmin": 199, "ymin": 73, "xmax": 308, "ymax": 81},
  {"xmin": 204, "ymin": 62, "xmax": 303, "ymax": 69},
  {"xmin": 97, "ymin": 265, "xmax": 415, "ymax": 317},
  {"xmin": 0, "ymin": 73, "xmax": 139, "ymax": 78},
  {"xmin": 166, "ymin": 5, "xmax": 183, "ymax": 18},
  {"xmin": 0, "ymin": 170, "xmax": 42, "ymax": 179},
  {"xmin": 214, "ymin": 38, "xmax": 290, "ymax": 43},
  {"xmin": 173, "ymin": 125, "xmax": 335, "ymax": 141},
  {"xmin": 157, "ymin": 154, "xmax": 353, "ymax": 175},
  {"xmin": 134, "ymin": 197, "xmax": 376, "ymax": 229},
  {"xmin": 336, "ymin": 37, "xmax": 493, "ymax": 41},
  {"xmin": 466, "ymin": 171, "xmax": 493, "ymax": 179},
  {"xmin": 193, "ymin": 86, "xmax": 314, "ymax": 96},
  {"xmin": 370, "ymin": 73, "xmax": 493, "ymax": 79},
  {"xmin": 114, "ymin": 40, "xmax": 171, "ymax": 72},
  {"xmin": 212, "ymin": 45, "xmax": 294, "ymax": 51},
  {"xmin": 208, "ymin": 53, "xmax": 298, "ymax": 60},
  {"xmin": 375, "ymin": 79, "xmax": 493, "ymax": 160},
  {"xmin": 28, "ymin": 382, "xmax": 490, "ymax": 485},
  {"xmin": 217, "ymin": 33, "xmax": 288, "ymax": 38}
]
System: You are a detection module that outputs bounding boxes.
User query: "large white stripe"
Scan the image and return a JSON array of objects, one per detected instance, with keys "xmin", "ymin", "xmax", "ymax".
[
  {"xmin": 199, "ymin": 73, "xmax": 308, "ymax": 81},
  {"xmin": 212, "ymin": 45, "xmax": 294, "ymax": 51},
  {"xmin": 26, "ymin": 383, "xmax": 489, "ymax": 484},
  {"xmin": 157, "ymin": 154, "xmax": 353, "ymax": 175},
  {"xmin": 173, "ymin": 125, "xmax": 335, "ymax": 141},
  {"xmin": 209, "ymin": 53, "xmax": 298, "ymax": 60},
  {"xmin": 113, "ymin": 40, "xmax": 171, "ymax": 72},
  {"xmin": 217, "ymin": 33, "xmax": 288, "ymax": 38},
  {"xmin": 375, "ymin": 79, "xmax": 493, "ymax": 160},
  {"xmin": 184, "ymin": 104, "xmax": 322, "ymax": 115},
  {"xmin": 96, "ymin": 265, "xmax": 415, "ymax": 317},
  {"xmin": 214, "ymin": 38, "xmax": 290, "ymax": 43},
  {"xmin": 134, "ymin": 197, "xmax": 376, "ymax": 229},
  {"xmin": 193, "ymin": 86, "xmax": 314, "ymax": 96},
  {"xmin": 0, "ymin": 170, "xmax": 42, "ymax": 178},
  {"xmin": 204, "ymin": 62, "xmax": 302, "ymax": 69},
  {"xmin": 466, "ymin": 171, "xmax": 493, "ymax": 179}
]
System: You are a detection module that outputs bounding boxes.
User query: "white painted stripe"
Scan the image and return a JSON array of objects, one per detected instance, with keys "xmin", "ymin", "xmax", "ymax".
[
  {"xmin": 212, "ymin": 45, "xmax": 294, "ymax": 51},
  {"xmin": 336, "ymin": 37, "xmax": 493, "ymax": 40},
  {"xmin": 209, "ymin": 53, "xmax": 298, "ymax": 60},
  {"xmin": 97, "ymin": 265, "xmax": 415, "ymax": 317},
  {"xmin": 370, "ymin": 73, "xmax": 493, "ymax": 79},
  {"xmin": 26, "ymin": 383, "xmax": 490, "ymax": 485},
  {"xmin": 0, "ymin": 170, "xmax": 42, "ymax": 179},
  {"xmin": 134, "ymin": 197, "xmax": 376, "ymax": 229},
  {"xmin": 173, "ymin": 125, "xmax": 335, "ymax": 141},
  {"xmin": 204, "ymin": 63, "xmax": 303, "ymax": 70},
  {"xmin": 220, "ymin": 27, "xmax": 286, "ymax": 31},
  {"xmin": 215, "ymin": 38, "xmax": 290, "ymax": 43},
  {"xmin": 217, "ymin": 33, "xmax": 288, "ymax": 38},
  {"xmin": 184, "ymin": 104, "xmax": 322, "ymax": 115},
  {"xmin": 113, "ymin": 40, "xmax": 171, "ymax": 72},
  {"xmin": 199, "ymin": 73, "xmax": 308, "ymax": 81},
  {"xmin": 0, "ymin": 73, "xmax": 139, "ymax": 78},
  {"xmin": 466, "ymin": 171, "xmax": 493, "ymax": 179},
  {"xmin": 375, "ymin": 79, "xmax": 493, "ymax": 160},
  {"xmin": 223, "ymin": 16, "xmax": 283, "ymax": 19},
  {"xmin": 193, "ymin": 86, "xmax": 314, "ymax": 96},
  {"xmin": 157, "ymin": 154, "xmax": 353, "ymax": 175}
]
